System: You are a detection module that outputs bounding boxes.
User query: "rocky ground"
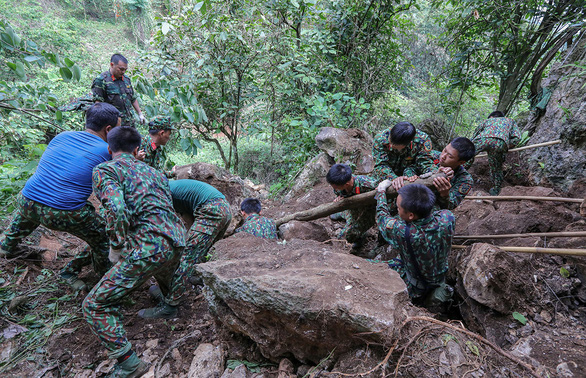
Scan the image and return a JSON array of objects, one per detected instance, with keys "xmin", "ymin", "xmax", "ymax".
[{"xmin": 0, "ymin": 142, "xmax": 585, "ymax": 377}]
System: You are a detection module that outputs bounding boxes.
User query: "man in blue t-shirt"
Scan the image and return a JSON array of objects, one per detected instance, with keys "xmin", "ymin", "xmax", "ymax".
[{"xmin": 0, "ymin": 103, "xmax": 120, "ymax": 291}]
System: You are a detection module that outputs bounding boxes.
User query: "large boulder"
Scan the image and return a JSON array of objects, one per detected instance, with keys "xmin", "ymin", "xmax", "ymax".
[
  {"xmin": 284, "ymin": 152, "xmax": 332, "ymax": 202},
  {"xmin": 523, "ymin": 37, "xmax": 586, "ymax": 192},
  {"xmin": 175, "ymin": 162, "xmax": 267, "ymax": 205},
  {"xmin": 197, "ymin": 234, "xmax": 416, "ymax": 364},
  {"xmin": 315, "ymin": 127, "xmax": 374, "ymax": 174}
]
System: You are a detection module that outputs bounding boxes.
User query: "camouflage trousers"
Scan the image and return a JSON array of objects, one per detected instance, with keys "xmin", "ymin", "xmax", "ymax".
[
  {"xmin": 1, "ymin": 194, "xmax": 110, "ymax": 276},
  {"xmin": 340, "ymin": 207, "xmax": 376, "ymax": 244},
  {"xmin": 82, "ymin": 236, "xmax": 182, "ymax": 358},
  {"xmin": 166, "ymin": 198, "xmax": 232, "ymax": 305},
  {"xmin": 388, "ymin": 258, "xmax": 432, "ymax": 299},
  {"xmin": 472, "ymin": 137, "xmax": 507, "ymax": 192}
]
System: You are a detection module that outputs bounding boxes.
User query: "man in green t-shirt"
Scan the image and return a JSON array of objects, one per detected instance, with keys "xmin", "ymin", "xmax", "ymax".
[{"xmin": 139, "ymin": 179, "xmax": 232, "ymax": 319}]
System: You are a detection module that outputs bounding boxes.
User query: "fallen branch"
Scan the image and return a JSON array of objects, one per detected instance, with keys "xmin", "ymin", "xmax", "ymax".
[
  {"xmin": 275, "ymin": 172, "xmax": 446, "ymax": 227},
  {"xmin": 454, "ymin": 231, "xmax": 586, "ymax": 240},
  {"xmin": 475, "ymin": 140, "xmax": 561, "ymax": 158},
  {"xmin": 393, "ymin": 316, "xmax": 541, "ymax": 378},
  {"xmin": 452, "ymin": 245, "xmax": 586, "ymax": 256}
]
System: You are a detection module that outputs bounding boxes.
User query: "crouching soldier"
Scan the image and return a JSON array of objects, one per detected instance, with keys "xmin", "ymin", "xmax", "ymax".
[
  {"xmin": 235, "ymin": 198, "xmax": 278, "ymax": 239},
  {"xmin": 326, "ymin": 164, "xmax": 379, "ymax": 252},
  {"xmin": 139, "ymin": 179, "xmax": 232, "ymax": 319},
  {"xmin": 432, "ymin": 137, "xmax": 475, "ymax": 210},
  {"xmin": 83, "ymin": 127, "xmax": 186, "ymax": 377},
  {"xmin": 375, "ymin": 182, "xmax": 455, "ymax": 311}
]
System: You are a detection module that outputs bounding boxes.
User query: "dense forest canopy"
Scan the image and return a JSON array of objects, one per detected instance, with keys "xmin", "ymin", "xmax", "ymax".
[{"xmin": 1, "ymin": 0, "xmax": 585, "ymax": 214}]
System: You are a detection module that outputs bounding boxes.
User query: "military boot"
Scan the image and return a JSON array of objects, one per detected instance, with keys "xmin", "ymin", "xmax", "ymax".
[
  {"xmin": 108, "ymin": 352, "xmax": 150, "ymax": 378},
  {"xmin": 59, "ymin": 272, "xmax": 87, "ymax": 292},
  {"xmin": 148, "ymin": 285, "xmax": 163, "ymax": 302},
  {"xmin": 138, "ymin": 302, "xmax": 177, "ymax": 319}
]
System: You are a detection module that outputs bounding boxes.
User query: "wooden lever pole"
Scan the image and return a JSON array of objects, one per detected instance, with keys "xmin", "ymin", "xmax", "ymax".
[{"xmin": 475, "ymin": 140, "xmax": 561, "ymax": 158}]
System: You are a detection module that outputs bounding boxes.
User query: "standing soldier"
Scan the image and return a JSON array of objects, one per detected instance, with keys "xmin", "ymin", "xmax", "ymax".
[
  {"xmin": 0, "ymin": 103, "xmax": 120, "ymax": 290},
  {"xmin": 375, "ymin": 182, "xmax": 455, "ymax": 310},
  {"xmin": 470, "ymin": 111, "xmax": 521, "ymax": 195},
  {"xmin": 92, "ymin": 54, "xmax": 146, "ymax": 128},
  {"xmin": 326, "ymin": 164, "xmax": 378, "ymax": 251},
  {"xmin": 83, "ymin": 127, "xmax": 185, "ymax": 377},
  {"xmin": 139, "ymin": 179, "xmax": 232, "ymax": 319},
  {"xmin": 137, "ymin": 115, "xmax": 176, "ymax": 177},
  {"xmin": 235, "ymin": 198, "xmax": 278, "ymax": 240},
  {"xmin": 372, "ymin": 122, "xmax": 435, "ymax": 191}
]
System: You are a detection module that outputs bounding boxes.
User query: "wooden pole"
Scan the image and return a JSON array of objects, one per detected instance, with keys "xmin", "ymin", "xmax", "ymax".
[
  {"xmin": 454, "ymin": 231, "xmax": 586, "ymax": 239},
  {"xmin": 275, "ymin": 172, "xmax": 446, "ymax": 227},
  {"xmin": 465, "ymin": 195, "xmax": 583, "ymax": 204},
  {"xmin": 451, "ymin": 245, "xmax": 586, "ymax": 257},
  {"xmin": 475, "ymin": 140, "xmax": 561, "ymax": 158}
]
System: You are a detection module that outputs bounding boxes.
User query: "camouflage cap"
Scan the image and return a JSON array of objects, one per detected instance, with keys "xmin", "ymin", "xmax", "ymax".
[{"xmin": 148, "ymin": 115, "xmax": 177, "ymax": 131}]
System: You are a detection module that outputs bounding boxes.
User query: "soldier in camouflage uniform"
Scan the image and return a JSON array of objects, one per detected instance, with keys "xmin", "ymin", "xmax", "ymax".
[
  {"xmin": 375, "ymin": 182, "xmax": 455, "ymax": 301},
  {"xmin": 92, "ymin": 54, "xmax": 145, "ymax": 128},
  {"xmin": 82, "ymin": 127, "xmax": 185, "ymax": 378},
  {"xmin": 235, "ymin": 198, "xmax": 278, "ymax": 239},
  {"xmin": 137, "ymin": 115, "xmax": 176, "ymax": 178},
  {"xmin": 0, "ymin": 103, "xmax": 120, "ymax": 290},
  {"xmin": 470, "ymin": 111, "xmax": 521, "ymax": 195},
  {"xmin": 372, "ymin": 122, "xmax": 435, "ymax": 191},
  {"xmin": 427, "ymin": 137, "xmax": 475, "ymax": 210},
  {"xmin": 326, "ymin": 164, "xmax": 379, "ymax": 250},
  {"xmin": 139, "ymin": 179, "xmax": 231, "ymax": 319}
]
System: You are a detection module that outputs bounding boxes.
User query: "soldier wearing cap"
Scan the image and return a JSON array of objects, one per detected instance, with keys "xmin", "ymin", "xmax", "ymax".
[
  {"xmin": 137, "ymin": 115, "xmax": 177, "ymax": 178},
  {"xmin": 91, "ymin": 54, "xmax": 145, "ymax": 128}
]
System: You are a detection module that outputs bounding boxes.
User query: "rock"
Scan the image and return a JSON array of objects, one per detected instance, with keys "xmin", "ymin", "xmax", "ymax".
[
  {"xmin": 458, "ymin": 243, "xmax": 537, "ymax": 314},
  {"xmin": 175, "ymin": 162, "xmax": 267, "ymax": 205},
  {"xmin": 158, "ymin": 362, "xmax": 171, "ymax": 377},
  {"xmin": 171, "ymin": 348, "xmax": 182, "ymax": 363},
  {"xmin": 278, "ymin": 358, "xmax": 294, "ymax": 378},
  {"xmin": 296, "ymin": 365, "xmax": 312, "ymax": 377},
  {"xmin": 315, "ymin": 127, "xmax": 374, "ymax": 174},
  {"xmin": 284, "ymin": 153, "xmax": 331, "ymax": 202},
  {"xmin": 196, "ymin": 236, "xmax": 415, "ymax": 364},
  {"xmin": 145, "ymin": 339, "xmax": 159, "ymax": 349},
  {"xmin": 523, "ymin": 37, "xmax": 586, "ymax": 192},
  {"xmin": 331, "ymin": 348, "xmax": 381, "ymax": 377},
  {"xmin": 556, "ymin": 361, "xmax": 578, "ymax": 377},
  {"xmin": 220, "ymin": 364, "xmax": 249, "ymax": 378},
  {"xmin": 188, "ymin": 343, "xmax": 225, "ymax": 378},
  {"xmin": 278, "ymin": 220, "xmax": 330, "ymax": 242}
]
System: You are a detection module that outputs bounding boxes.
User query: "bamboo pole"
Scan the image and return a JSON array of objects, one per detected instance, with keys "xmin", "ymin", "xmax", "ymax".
[
  {"xmin": 475, "ymin": 140, "xmax": 561, "ymax": 158},
  {"xmin": 275, "ymin": 172, "xmax": 446, "ymax": 227},
  {"xmin": 454, "ymin": 231, "xmax": 586, "ymax": 239},
  {"xmin": 465, "ymin": 195, "xmax": 583, "ymax": 204},
  {"xmin": 451, "ymin": 245, "xmax": 586, "ymax": 257}
]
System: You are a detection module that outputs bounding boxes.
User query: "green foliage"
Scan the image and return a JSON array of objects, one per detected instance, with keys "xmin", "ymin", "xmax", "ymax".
[
  {"xmin": 512, "ymin": 311, "xmax": 527, "ymax": 325},
  {"xmin": 560, "ymin": 267, "xmax": 570, "ymax": 278},
  {"xmin": 225, "ymin": 360, "xmax": 275, "ymax": 373}
]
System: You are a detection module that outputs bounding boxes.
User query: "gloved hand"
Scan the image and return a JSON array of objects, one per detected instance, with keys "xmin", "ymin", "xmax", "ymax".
[
  {"xmin": 139, "ymin": 113, "xmax": 146, "ymax": 125},
  {"xmin": 109, "ymin": 247, "xmax": 123, "ymax": 264},
  {"xmin": 377, "ymin": 179, "xmax": 393, "ymax": 193}
]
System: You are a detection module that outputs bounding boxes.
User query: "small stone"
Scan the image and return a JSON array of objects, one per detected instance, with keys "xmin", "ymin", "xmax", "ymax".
[
  {"xmin": 297, "ymin": 365, "xmax": 312, "ymax": 377},
  {"xmin": 556, "ymin": 361, "xmax": 577, "ymax": 377},
  {"xmin": 278, "ymin": 358, "xmax": 294, "ymax": 377},
  {"xmin": 352, "ymin": 264, "xmax": 360, "ymax": 269},
  {"xmin": 158, "ymin": 362, "xmax": 171, "ymax": 377},
  {"xmin": 146, "ymin": 339, "xmax": 159, "ymax": 349},
  {"xmin": 540, "ymin": 310, "xmax": 552, "ymax": 323},
  {"xmin": 172, "ymin": 348, "xmax": 182, "ymax": 363},
  {"xmin": 96, "ymin": 359, "xmax": 116, "ymax": 373}
]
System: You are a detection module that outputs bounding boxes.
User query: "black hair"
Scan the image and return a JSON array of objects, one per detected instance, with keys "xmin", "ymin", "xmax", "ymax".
[
  {"xmin": 86, "ymin": 103, "xmax": 120, "ymax": 132},
  {"xmin": 397, "ymin": 184, "xmax": 435, "ymax": 219},
  {"xmin": 326, "ymin": 164, "xmax": 353, "ymax": 186},
  {"xmin": 148, "ymin": 129, "xmax": 161, "ymax": 136},
  {"xmin": 449, "ymin": 137, "xmax": 476, "ymax": 162},
  {"xmin": 241, "ymin": 198, "xmax": 262, "ymax": 214},
  {"xmin": 390, "ymin": 122, "xmax": 416, "ymax": 145},
  {"xmin": 107, "ymin": 126, "xmax": 141, "ymax": 153},
  {"xmin": 488, "ymin": 110, "xmax": 505, "ymax": 118},
  {"xmin": 111, "ymin": 54, "xmax": 128, "ymax": 65}
]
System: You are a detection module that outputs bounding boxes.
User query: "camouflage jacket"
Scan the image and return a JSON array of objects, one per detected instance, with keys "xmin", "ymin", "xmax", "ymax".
[
  {"xmin": 333, "ymin": 175, "xmax": 379, "ymax": 198},
  {"xmin": 92, "ymin": 153, "xmax": 185, "ymax": 254},
  {"xmin": 435, "ymin": 165, "xmax": 474, "ymax": 210},
  {"xmin": 91, "ymin": 71, "xmax": 137, "ymax": 127},
  {"xmin": 235, "ymin": 213, "xmax": 278, "ymax": 240},
  {"xmin": 372, "ymin": 129, "xmax": 435, "ymax": 180},
  {"xmin": 140, "ymin": 135, "xmax": 172, "ymax": 177},
  {"xmin": 375, "ymin": 189, "xmax": 455, "ymax": 297},
  {"xmin": 472, "ymin": 117, "xmax": 521, "ymax": 147}
]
